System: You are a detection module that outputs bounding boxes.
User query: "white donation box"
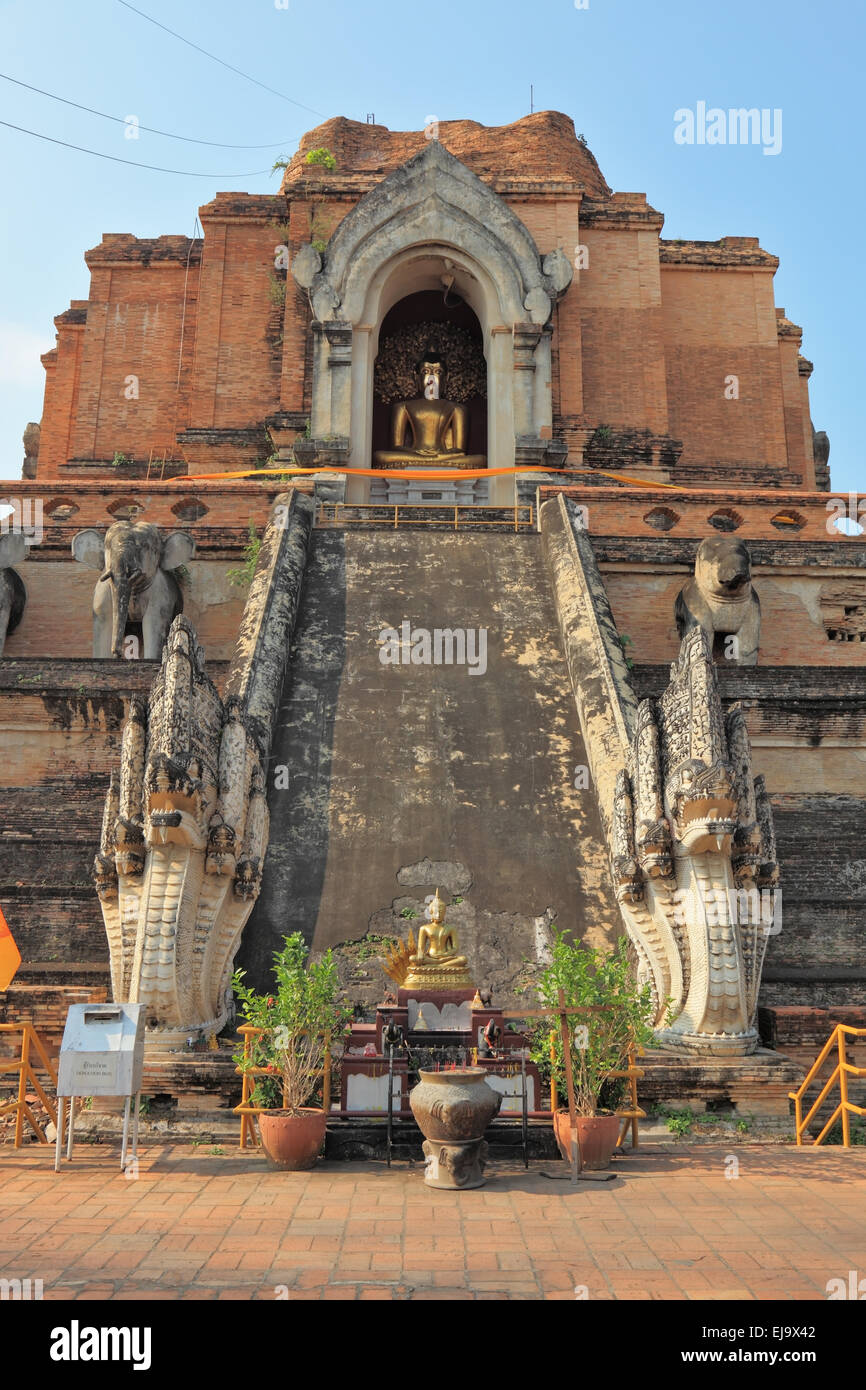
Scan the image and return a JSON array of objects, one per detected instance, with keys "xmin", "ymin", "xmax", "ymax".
[{"xmin": 55, "ymin": 1003, "xmax": 146, "ymax": 1172}]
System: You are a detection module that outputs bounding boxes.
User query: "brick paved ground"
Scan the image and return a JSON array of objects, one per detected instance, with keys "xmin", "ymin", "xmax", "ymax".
[{"xmin": 0, "ymin": 1143, "xmax": 864, "ymax": 1301}]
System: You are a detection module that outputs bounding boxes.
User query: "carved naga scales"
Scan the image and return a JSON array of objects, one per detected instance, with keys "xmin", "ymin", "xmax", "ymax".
[
  {"xmin": 93, "ymin": 617, "xmax": 268, "ymax": 1046},
  {"xmin": 611, "ymin": 628, "xmax": 779, "ymax": 1055}
]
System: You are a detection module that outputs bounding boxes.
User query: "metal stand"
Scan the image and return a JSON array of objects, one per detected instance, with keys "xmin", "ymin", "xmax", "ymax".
[
  {"xmin": 120, "ymin": 1092, "xmax": 141, "ymax": 1172},
  {"xmin": 382, "ymin": 1021, "xmax": 406, "ymax": 1168},
  {"xmin": 386, "ymin": 1044, "xmax": 395, "ymax": 1168},
  {"xmin": 54, "ymin": 1092, "xmax": 141, "ymax": 1173},
  {"xmin": 54, "ymin": 1095, "xmax": 76, "ymax": 1172},
  {"xmin": 54, "ymin": 1097, "xmax": 64, "ymax": 1173},
  {"xmin": 520, "ymin": 1050, "xmax": 529, "ymax": 1169}
]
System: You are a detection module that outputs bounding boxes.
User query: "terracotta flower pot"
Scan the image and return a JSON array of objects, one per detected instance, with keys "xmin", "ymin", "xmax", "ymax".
[
  {"xmin": 258, "ymin": 1109, "xmax": 327, "ymax": 1171},
  {"xmin": 554, "ymin": 1110, "xmax": 620, "ymax": 1171}
]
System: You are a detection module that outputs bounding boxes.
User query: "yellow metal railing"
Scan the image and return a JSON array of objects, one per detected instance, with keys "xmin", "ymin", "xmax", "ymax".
[
  {"xmin": 317, "ymin": 502, "xmax": 534, "ymax": 533},
  {"xmin": 789, "ymin": 1024, "xmax": 866, "ymax": 1146},
  {"xmin": 0, "ymin": 1023, "xmax": 59, "ymax": 1145},
  {"xmin": 234, "ymin": 1024, "xmax": 332, "ymax": 1149}
]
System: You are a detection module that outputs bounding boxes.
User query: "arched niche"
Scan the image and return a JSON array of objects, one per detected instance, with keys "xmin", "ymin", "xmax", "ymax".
[
  {"xmin": 371, "ymin": 287, "xmax": 487, "ymax": 468},
  {"xmin": 353, "ymin": 248, "xmax": 510, "ymax": 503},
  {"xmin": 293, "ymin": 140, "xmax": 572, "ymax": 505}
]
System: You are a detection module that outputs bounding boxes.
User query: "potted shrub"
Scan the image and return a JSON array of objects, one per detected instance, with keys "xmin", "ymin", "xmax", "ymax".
[
  {"xmin": 233, "ymin": 933, "xmax": 350, "ymax": 1170},
  {"xmin": 528, "ymin": 930, "xmax": 655, "ymax": 1170}
]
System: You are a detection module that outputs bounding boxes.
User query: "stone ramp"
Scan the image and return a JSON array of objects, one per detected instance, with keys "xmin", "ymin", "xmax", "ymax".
[{"xmin": 238, "ymin": 528, "xmax": 621, "ymax": 1001}]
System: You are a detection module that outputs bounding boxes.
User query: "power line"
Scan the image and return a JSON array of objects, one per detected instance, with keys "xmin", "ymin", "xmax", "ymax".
[
  {"xmin": 0, "ymin": 119, "xmax": 272, "ymax": 177},
  {"xmin": 0, "ymin": 72, "xmax": 298, "ymax": 149},
  {"xmin": 115, "ymin": 0, "xmax": 326, "ymax": 118}
]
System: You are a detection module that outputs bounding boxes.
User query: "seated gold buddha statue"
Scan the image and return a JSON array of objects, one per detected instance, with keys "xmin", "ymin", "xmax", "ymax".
[
  {"xmin": 373, "ymin": 350, "xmax": 486, "ymax": 471},
  {"xmin": 403, "ymin": 887, "xmax": 475, "ymax": 990}
]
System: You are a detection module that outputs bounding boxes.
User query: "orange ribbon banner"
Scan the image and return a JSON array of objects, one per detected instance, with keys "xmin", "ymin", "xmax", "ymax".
[
  {"xmin": 0, "ymin": 905, "xmax": 21, "ymax": 991},
  {"xmin": 185, "ymin": 463, "xmax": 682, "ymax": 491}
]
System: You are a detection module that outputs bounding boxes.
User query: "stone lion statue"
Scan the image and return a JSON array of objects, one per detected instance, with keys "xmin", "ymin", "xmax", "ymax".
[{"xmin": 675, "ymin": 536, "xmax": 761, "ymax": 666}]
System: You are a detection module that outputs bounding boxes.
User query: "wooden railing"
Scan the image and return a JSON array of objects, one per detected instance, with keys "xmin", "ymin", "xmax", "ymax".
[
  {"xmin": 545, "ymin": 1032, "xmax": 645, "ymax": 1148},
  {"xmin": 789, "ymin": 1024, "xmax": 866, "ymax": 1146},
  {"xmin": 0, "ymin": 1023, "xmax": 58, "ymax": 1145},
  {"xmin": 234, "ymin": 1025, "xmax": 332, "ymax": 1149},
  {"xmin": 611, "ymin": 1043, "xmax": 646, "ymax": 1150}
]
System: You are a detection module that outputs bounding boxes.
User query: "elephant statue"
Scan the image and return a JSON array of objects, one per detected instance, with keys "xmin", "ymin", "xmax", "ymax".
[
  {"xmin": 0, "ymin": 530, "xmax": 27, "ymax": 656},
  {"xmin": 72, "ymin": 521, "xmax": 195, "ymax": 659}
]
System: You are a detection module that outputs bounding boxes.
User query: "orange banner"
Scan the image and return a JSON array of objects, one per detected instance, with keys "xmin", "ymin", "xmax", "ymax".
[
  {"xmin": 0, "ymin": 904, "xmax": 21, "ymax": 991},
  {"xmin": 185, "ymin": 463, "xmax": 682, "ymax": 491}
]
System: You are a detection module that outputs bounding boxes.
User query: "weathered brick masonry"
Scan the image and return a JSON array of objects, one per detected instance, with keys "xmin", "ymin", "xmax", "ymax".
[
  {"xmin": 34, "ymin": 113, "xmax": 816, "ymax": 486},
  {"xmin": 1, "ymin": 111, "xmax": 862, "ymax": 1084}
]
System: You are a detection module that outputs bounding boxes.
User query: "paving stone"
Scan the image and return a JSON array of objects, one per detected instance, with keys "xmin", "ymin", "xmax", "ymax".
[{"xmin": 1, "ymin": 1143, "xmax": 864, "ymax": 1301}]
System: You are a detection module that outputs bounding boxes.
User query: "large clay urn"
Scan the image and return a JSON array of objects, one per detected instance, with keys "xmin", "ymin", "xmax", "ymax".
[{"xmin": 410, "ymin": 1067, "xmax": 501, "ymax": 1189}]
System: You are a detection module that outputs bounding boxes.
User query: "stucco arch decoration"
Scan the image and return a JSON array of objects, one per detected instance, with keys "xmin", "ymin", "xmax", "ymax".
[{"xmin": 292, "ymin": 139, "xmax": 573, "ymax": 496}]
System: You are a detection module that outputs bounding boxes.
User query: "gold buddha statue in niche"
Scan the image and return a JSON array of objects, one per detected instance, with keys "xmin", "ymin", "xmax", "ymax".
[
  {"xmin": 373, "ymin": 350, "xmax": 486, "ymax": 472},
  {"xmin": 383, "ymin": 887, "xmax": 475, "ymax": 990}
]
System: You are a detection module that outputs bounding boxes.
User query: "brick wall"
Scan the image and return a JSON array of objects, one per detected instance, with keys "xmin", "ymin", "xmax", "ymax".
[
  {"xmin": 0, "ymin": 660, "xmax": 228, "ymax": 980},
  {"xmin": 577, "ymin": 226, "xmax": 669, "ymax": 434},
  {"xmin": 602, "ymin": 567, "xmax": 866, "ymax": 673},
  {"xmin": 38, "ymin": 306, "xmax": 87, "ymax": 473},
  {"xmin": 660, "ymin": 264, "xmax": 792, "ymax": 477},
  {"xmin": 31, "ymin": 114, "xmax": 817, "ymax": 495}
]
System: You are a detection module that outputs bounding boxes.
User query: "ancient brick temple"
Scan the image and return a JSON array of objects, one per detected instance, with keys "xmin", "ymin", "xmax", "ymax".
[{"xmin": 1, "ymin": 113, "xmax": 863, "ymax": 1114}]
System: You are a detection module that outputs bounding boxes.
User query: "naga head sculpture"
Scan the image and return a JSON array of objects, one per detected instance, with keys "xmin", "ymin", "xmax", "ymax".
[{"xmin": 611, "ymin": 625, "xmax": 780, "ymax": 1055}]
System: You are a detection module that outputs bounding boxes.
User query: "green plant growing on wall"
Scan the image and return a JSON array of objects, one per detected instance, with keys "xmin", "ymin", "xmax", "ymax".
[
  {"xmin": 268, "ymin": 271, "xmax": 287, "ymax": 307},
  {"xmin": 305, "ymin": 147, "xmax": 337, "ymax": 170},
  {"xmin": 256, "ymin": 453, "xmax": 294, "ymax": 485},
  {"xmin": 226, "ymin": 521, "xmax": 261, "ymax": 588},
  {"xmin": 355, "ymin": 934, "xmax": 394, "ymax": 962},
  {"xmin": 619, "ymin": 633, "xmax": 635, "ymax": 670},
  {"xmin": 110, "ymin": 451, "xmax": 131, "ymax": 468},
  {"xmin": 295, "ymin": 150, "xmax": 337, "ymax": 252},
  {"xmin": 399, "ymin": 907, "xmax": 419, "ymax": 920}
]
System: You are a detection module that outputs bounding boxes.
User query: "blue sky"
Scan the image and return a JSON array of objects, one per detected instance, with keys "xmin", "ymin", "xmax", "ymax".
[{"xmin": 0, "ymin": 0, "xmax": 862, "ymax": 495}]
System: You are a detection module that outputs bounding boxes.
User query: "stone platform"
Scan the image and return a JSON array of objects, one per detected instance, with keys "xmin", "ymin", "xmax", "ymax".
[
  {"xmin": 323, "ymin": 1117, "xmax": 558, "ymax": 1163},
  {"xmin": 637, "ymin": 1048, "xmax": 802, "ymax": 1118}
]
